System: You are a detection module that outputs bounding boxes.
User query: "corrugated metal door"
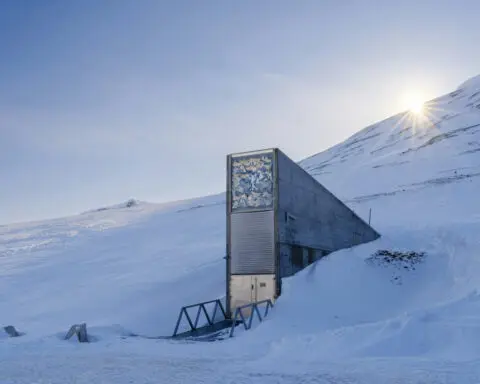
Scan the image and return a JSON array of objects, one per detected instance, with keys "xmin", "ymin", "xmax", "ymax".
[{"xmin": 230, "ymin": 210, "xmax": 275, "ymax": 274}]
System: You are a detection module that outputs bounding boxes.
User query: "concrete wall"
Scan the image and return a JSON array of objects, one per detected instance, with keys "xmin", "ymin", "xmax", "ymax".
[
  {"xmin": 226, "ymin": 149, "xmax": 278, "ymax": 316},
  {"xmin": 226, "ymin": 148, "xmax": 380, "ymax": 311},
  {"xmin": 279, "ymin": 243, "xmax": 293, "ymax": 277},
  {"xmin": 276, "ymin": 149, "xmax": 379, "ymax": 278},
  {"xmin": 279, "ymin": 243, "xmax": 329, "ymax": 278}
]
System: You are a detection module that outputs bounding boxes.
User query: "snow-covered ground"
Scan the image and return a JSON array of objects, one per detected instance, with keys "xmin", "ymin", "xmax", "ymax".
[{"xmin": 2, "ymin": 75, "xmax": 480, "ymax": 383}]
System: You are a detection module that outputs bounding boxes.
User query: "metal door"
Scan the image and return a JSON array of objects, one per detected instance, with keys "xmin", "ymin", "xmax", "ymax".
[
  {"xmin": 229, "ymin": 274, "xmax": 276, "ymax": 315},
  {"xmin": 251, "ymin": 275, "xmax": 275, "ymax": 303}
]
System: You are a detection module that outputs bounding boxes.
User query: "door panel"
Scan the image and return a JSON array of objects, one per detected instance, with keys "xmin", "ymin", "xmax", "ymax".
[{"xmin": 229, "ymin": 274, "xmax": 276, "ymax": 316}]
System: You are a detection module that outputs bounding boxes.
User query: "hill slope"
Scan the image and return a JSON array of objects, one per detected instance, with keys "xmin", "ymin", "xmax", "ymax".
[
  {"xmin": 301, "ymin": 73, "xmax": 480, "ymax": 209},
  {"xmin": 2, "ymin": 75, "xmax": 480, "ymax": 383}
]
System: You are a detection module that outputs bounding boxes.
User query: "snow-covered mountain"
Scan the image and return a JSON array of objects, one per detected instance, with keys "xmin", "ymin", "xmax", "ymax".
[
  {"xmin": 2, "ymin": 75, "xmax": 480, "ymax": 383},
  {"xmin": 301, "ymin": 74, "xmax": 480, "ymax": 204}
]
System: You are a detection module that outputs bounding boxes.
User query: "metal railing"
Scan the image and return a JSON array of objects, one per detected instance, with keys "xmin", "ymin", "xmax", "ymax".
[
  {"xmin": 172, "ymin": 299, "xmax": 227, "ymax": 337},
  {"xmin": 229, "ymin": 299, "xmax": 274, "ymax": 337}
]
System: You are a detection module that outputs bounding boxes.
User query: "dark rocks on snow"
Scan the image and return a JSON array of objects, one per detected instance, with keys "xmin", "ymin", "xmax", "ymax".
[
  {"xmin": 125, "ymin": 199, "xmax": 138, "ymax": 208},
  {"xmin": 365, "ymin": 249, "xmax": 427, "ymax": 285}
]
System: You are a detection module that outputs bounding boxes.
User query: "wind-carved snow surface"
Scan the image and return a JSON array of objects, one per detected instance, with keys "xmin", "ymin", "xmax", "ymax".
[{"xmin": 2, "ymin": 77, "xmax": 480, "ymax": 383}]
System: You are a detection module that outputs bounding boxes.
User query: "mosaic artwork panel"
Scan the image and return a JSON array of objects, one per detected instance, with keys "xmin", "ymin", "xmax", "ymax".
[{"xmin": 231, "ymin": 153, "xmax": 274, "ymax": 211}]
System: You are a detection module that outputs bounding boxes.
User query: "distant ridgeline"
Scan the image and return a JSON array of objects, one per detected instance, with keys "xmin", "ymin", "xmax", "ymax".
[{"xmin": 82, "ymin": 199, "xmax": 140, "ymax": 214}]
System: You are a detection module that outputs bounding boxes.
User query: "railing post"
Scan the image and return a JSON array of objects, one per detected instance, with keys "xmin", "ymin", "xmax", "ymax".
[
  {"xmin": 229, "ymin": 308, "xmax": 239, "ymax": 337},
  {"xmin": 264, "ymin": 302, "xmax": 269, "ymax": 317},
  {"xmin": 194, "ymin": 306, "xmax": 203, "ymax": 328},
  {"xmin": 247, "ymin": 306, "xmax": 255, "ymax": 329},
  {"xmin": 229, "ymin": 299, "xmax": 274, "ymax": 338},
  {"xmin": 239, "ymin": 310, "xmax": 247, "ymax": 330},
  {"xmin": 201, "ymin": 304, "xmax": 212, "ymax": 325},
  {"xmin": 183, "ymin": 308, "xmax": 195, "ymax": 330},
  {"xmin": 254, "ymin": 304, "xmax": 263, "ymax": 322},
  {"xmin": 211, "ymin": 301, "xmax": 219, "ymax": 323},
  {"xmin": 173, "ymin": 309, "xmax": 184, "ymax": 337},
  {"xmin": 218, "ymin": 300, "xmax": 227, "ymax": 318}
]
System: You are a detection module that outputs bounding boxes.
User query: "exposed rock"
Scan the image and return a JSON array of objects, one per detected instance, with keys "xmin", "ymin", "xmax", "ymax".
[
  {"xmin": 3, "ymin": 325, "xmax": 22, "ymax": 337},
  {"xmin": 366, "ymin": 249, "xmax": 427, "ymax": 285}
]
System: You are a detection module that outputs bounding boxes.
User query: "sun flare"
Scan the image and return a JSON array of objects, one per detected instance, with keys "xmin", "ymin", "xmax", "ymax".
[
  {"xmin": 403, "ymin": 91, "xmax": 425, "ymax": 115},
  {"xmin": 395, "ymin": 87, "xmax": 441, "ymax": 135},
  {"xmin": 409, "ymin": 99, "xmax": 424, "ymax": 115}
]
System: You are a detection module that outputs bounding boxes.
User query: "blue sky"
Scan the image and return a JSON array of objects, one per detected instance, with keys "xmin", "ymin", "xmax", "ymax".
[{"xmin": 1, "ymin": 0, "xmax": 480, "ymax": 224}]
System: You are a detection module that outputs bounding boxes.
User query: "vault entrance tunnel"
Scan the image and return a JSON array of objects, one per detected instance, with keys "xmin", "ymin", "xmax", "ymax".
[
  {"xmin": 225, "ymin": 148, "xmax": 380, "ymax": 318},
  {"xmin": 171, "ymin": 148, "xmax": 380, "ymax": 339}
]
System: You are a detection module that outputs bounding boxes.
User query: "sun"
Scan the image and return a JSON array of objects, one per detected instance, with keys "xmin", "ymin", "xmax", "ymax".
[
  {"xmin": 396, "ymin": 88, "xmax": 439, "ymax": 134},
  {"xmin": 402, "ymin": 90, "xmax": 426, "ymax": 115},
  {"xmin": 408, "ymin": 99, "xmax": 424, "ymax": 114}
]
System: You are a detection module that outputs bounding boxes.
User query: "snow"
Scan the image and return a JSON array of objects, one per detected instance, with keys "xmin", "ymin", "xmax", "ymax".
[
  {"xmin": 2, "ymin": 76, "xmax": 480, "ymax": 382},
  {"xmin": 457, "ymin": 74, "xmax": 480, "ymax": 91},
  {"xmin": 1, "ymin": 195, "xmax": 226, "ymax": 338}
]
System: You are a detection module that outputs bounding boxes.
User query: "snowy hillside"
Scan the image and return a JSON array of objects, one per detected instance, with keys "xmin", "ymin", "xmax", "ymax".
[
  {"xmin": 2, "ymin": 75, "xmax": 480, "ymax": 383},
  {"xmin": 301, "ymin": 74, "xmax": 480, "ymax": 209},
  {"xmin": 0, "ymin": 194, "xmax": 227, "ymax": 337}
]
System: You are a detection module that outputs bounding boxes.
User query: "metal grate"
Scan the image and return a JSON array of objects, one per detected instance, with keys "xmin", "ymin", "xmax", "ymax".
[{"xmin": 230, "ymin": 210, "xmax": 275, "ymax": 274}]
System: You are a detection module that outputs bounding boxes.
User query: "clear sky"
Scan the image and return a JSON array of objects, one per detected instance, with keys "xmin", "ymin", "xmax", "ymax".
[{"xmin": 1, "ymin": 0, "xmax": 480, "ymax": 224}]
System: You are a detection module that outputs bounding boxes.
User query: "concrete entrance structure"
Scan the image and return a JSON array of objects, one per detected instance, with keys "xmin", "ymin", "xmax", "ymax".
[{"xmin": 225, "ymin": 148, "xmax": 380, "ymax": 317}]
